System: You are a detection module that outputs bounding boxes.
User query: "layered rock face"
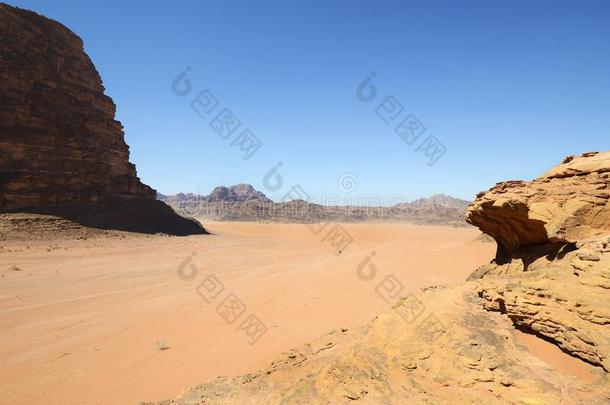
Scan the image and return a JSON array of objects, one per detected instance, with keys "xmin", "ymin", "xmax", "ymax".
[
  {"xmin": 0, "ymin": 4, "xmax": 204, "ymax": 235},
  {"xmin": 153, "ymin": 152, "xmax": 609, "ymax": 404},
  {"xmin": 467, "ymin": 151, "xmax": 609, "ymax": 263},
  {"xmin": 467, "ymin": 151, "xmax": 610, "ymax": 371}
]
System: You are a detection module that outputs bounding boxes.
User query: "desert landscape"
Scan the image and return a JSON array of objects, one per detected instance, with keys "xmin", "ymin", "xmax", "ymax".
[
  {"xmin": 1, "ymin": 222, "xmax": 495, "ymax": 404},
  {"xmin": 157, "ymin": 186, "xmax": 470, "ymax": 227},
  {"xmin": 1, "ymin": 2, "xmax": 609, "ymax": 405}
]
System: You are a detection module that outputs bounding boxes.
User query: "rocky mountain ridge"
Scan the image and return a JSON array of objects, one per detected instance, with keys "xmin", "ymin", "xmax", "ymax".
[
  {"xmin": 159, "ymin": 184, "xmax": 272, "ymax": 204},
  {"xmin": 401, "ymin": 193, "xmax": 470, "ymax": 210},
  {"xmin": 159, "ymin": 186, "xmax": 470, "ymax": 226}
]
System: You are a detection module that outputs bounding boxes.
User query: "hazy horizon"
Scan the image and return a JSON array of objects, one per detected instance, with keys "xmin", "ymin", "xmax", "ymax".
[{"xmin": 159, "ymin": 182, "xmax": 474, "ymax": 207}]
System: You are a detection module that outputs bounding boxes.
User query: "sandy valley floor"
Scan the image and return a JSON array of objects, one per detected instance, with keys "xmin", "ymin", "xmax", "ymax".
[{"xmin": 0, "ymin": 221, "xmax": 590, "ymax": 404}]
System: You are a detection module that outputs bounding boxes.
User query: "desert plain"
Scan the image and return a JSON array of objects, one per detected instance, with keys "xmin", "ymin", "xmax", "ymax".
[
  {"xmin": 1, "ymin": 221, "xmax": 602, "ymax": 404},
  {"xmin": 1, "ymin": 3, "xmax": 609, "ymax": 404}
]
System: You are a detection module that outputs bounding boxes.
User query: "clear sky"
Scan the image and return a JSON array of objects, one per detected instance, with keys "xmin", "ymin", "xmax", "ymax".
[{"xmin": 10, "ymin": 0, "xmax": 610, "ymax": 202}]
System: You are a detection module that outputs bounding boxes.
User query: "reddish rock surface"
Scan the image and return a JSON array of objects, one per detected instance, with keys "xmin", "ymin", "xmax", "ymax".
[{"xmin": 0, "ymin": 4, "xmax": 204, "ymax": 235}]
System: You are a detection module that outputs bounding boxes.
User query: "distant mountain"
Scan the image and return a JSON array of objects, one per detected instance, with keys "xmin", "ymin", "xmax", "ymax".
[
  {"xmin": 158, "ymin": 184, "xmax": 272, "ymax": 205},
  {"xmin": 207, "ymin": 184, "xmax": 272, "ymax": 203},
  {"xmin": 159, "ymin": 185, "xmax": 472, "ymax": 227},
  {"xmin": 401, "ymin": 194, "xmax": 470, "ymax": 210}
]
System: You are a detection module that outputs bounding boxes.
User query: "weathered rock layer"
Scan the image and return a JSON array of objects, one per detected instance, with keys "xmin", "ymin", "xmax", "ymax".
[
  {"xmin": 467, "ymin": 151, "xmax": 610, "ymax": 262},
  {"xmin": 152, "ymin": 284, "xmax": 609, "ymax": 404},
  {"xmin": 0, "ymin": 4, "xmax": 204, "ymax": 235},
  {"xmin": 467, "ymin": 151, "xmax": 610, "ymax": 371}
]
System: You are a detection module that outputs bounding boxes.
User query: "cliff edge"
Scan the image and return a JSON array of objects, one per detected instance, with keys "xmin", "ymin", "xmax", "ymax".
[{"xmin": 0, "ymin": 4, "xmax": 205, "ymax": 236}]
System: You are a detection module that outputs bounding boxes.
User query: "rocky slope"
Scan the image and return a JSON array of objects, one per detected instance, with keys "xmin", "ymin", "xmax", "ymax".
[
  {"xmin": 152, "ymin": 152, "xmax": 609, "ymax": 404},
  {"xmin": 0, "ymin": 4, "xmax": 204, "ymax": 236},
  {"xmin": 159, "ymin": 186, "xmax": 469, "ymax": 226}
]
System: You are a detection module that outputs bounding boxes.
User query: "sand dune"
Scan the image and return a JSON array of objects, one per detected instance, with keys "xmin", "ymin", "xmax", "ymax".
[{"xmin": 0, "ymin": 222, "xmax": 494, "ymax": 404}]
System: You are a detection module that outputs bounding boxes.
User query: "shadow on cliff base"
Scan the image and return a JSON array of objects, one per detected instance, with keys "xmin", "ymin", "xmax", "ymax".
[{"xmin": 5, "ymin": 199, "xmax": 208, "ymax": 236}]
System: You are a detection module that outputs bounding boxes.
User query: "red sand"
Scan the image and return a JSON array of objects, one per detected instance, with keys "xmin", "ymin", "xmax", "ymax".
[{"xmin": 0, "ymin": 222, "xmax": 590, "ymax": 404}]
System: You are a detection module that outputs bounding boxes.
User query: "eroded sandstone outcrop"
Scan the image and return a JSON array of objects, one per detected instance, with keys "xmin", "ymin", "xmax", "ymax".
[
  {"xmin": 151, "ymin": 283, "xmax": 609, "ymax": 404},
  {"xmin": 0, "ymin": 4, "xmax": 204, "ymax": 235},
  {"xmin": 467, "ymin": 151, "xmax": 610, "ymax": 372},
  {"xmin": 466, "ymin": 151, "xmax": 609, "ymax": 264},
  {"xmin": 152, "ymin": 152, "xmax": 610, "ymax": 404}
]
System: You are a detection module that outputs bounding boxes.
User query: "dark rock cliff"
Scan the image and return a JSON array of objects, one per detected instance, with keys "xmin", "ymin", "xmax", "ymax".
[{"xmin": 0, "ymin": 3, "xmax": 205, "ymax": 235}]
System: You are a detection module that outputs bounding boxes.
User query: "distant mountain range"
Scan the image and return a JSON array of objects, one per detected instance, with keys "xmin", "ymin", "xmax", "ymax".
[
  {"xmin": 406, "ymin": 194, "xmax": 471, "ymax": 210},
  {"xmin": 159, "ymin": 184, "xmax": 271, "ymax": 204},
  {"xmin": 158, "ymin": 184, "xmax": 471, "ymax": 227}
]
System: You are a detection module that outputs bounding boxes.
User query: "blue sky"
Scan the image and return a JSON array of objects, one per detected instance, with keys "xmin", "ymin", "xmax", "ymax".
[{"xmin": 10, "ymin": 0, "xmax": 610, "ymax": 202}]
